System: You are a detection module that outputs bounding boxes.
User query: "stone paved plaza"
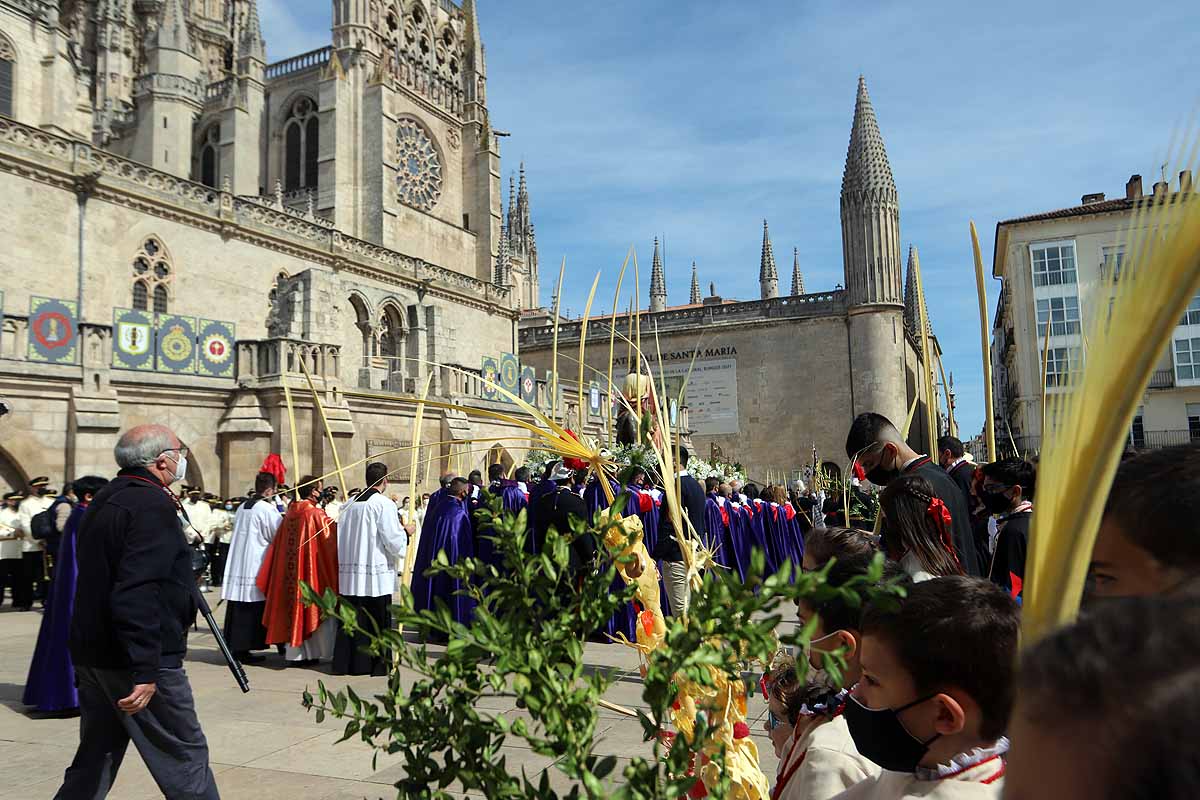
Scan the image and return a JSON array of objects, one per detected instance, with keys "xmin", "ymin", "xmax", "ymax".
[{"xmin": 0, "ymin": 603, "xmax": 781, "ymax": 799}]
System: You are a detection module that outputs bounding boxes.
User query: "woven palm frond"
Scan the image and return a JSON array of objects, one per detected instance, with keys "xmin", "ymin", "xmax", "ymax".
[{"xmin": 1022, "ymin": 137, "xmax": 1200, "ymax": 646}]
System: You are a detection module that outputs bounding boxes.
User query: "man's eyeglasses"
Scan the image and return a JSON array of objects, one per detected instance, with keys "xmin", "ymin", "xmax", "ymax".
[
  {"xmin": 158, "ymin": 447, "xmax": 189, "ymax": 459},
  {"xmin": 767, "ymin": 710, "xmax": 787, "ymax": 730}
]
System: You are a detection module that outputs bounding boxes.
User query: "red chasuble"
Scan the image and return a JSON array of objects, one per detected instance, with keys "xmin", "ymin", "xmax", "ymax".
[{"xmin": 256, "ymin": 499, "xmax": 339, "ymax": 648}]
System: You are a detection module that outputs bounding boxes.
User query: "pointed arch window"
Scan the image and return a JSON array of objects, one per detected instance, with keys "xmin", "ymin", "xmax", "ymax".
[
  {"xmin": 199, "ymin": 124, "xmax": 220, "ymax": 188},
  {"xmin": 284, "ymin": 97, "xmax": 319, "ymax": 192},
  {"xmin": 0, "ymin": 35, "xmax": 14, "ymax": 118},
  {"xmin": 131, "ymin": 237, "xmax": 173, "ymax": 314},
  {"xmin": 132, "ymin": 281, "xmax": 149, "ymax": 311}
]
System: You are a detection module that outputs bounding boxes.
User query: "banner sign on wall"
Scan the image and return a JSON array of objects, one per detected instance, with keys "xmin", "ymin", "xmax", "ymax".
[
  {"xmin": 589, "ymin": 381, "xmax": 602, "ymax": 415},
  {"xmin": 27, "ymin": 297, "xmax": 78, "ymax": 365},
  {"xmin": 196, "ymin": 319, "xmax": 236, "ymax": 378},
  {"xmin": 480, "ymin": 356, "xmax": 499, "ymax": 400},
  {"xmin": 112, "ymin": 308, "xmax": 155, "ymax": 371},
  {"xmin": 155, "ymin": 314, "xmax": 197, "ymax": 374},
  {"xmin": 519, "ymin": 366, "xmax": 537, "ymax": 405},
  {"xmin": 499, "ymin": 353, "xmax": 520, "ymax": 403}
]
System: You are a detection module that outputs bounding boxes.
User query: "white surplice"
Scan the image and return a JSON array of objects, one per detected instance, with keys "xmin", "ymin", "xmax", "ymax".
[
  {"xmin": 337, "ymin": 491, "xmax": 407, "ymax": 598},
  {"xmin": 221, "ymin": 498, "xmax": 282, "ymax": 603}
]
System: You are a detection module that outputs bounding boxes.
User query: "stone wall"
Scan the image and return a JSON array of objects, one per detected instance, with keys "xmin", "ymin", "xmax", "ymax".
[{"xmin": 520, "ymin": 307, "xmax": 857, "ymax": 476}]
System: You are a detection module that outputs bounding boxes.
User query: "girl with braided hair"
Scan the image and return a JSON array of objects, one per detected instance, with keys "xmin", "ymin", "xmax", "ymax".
[{"xmin": 878, "ymin": 474, "xmax": 965, "ymax": 582}]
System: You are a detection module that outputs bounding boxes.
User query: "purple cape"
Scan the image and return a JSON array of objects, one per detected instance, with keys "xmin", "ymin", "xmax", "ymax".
[
  {"xmin": 733, "ymin": 502, "xmax": 771, "ymax": 581},
  {"xmin": 410, "ymin": 496, "xmax": 477, "ymax": 625},
  {"xmin": 24, "ymin": 503, "xmax": 83, "ymax": 711},
  {"xmin": 583, "ymin": 477, "xmax": 637, "ymax": 643},
  {"xmin": 720, "ymin": 500, "xmax": 752, "ymax": 583},
  {"xmin": 763, "ymin": 503, "xmax": 803, "ymax": 582}
]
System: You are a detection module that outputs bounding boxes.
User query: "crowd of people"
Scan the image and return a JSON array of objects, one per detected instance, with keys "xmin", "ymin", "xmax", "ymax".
[{"xmin": 9, "ymin": 404, "xmax": 1199, "ymax": 799}]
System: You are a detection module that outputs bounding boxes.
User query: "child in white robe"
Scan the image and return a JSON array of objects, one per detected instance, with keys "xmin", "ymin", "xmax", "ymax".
[
  {"xmin": 833, "ymin": 576, "xmax": 1018, "ymax": 799},
  {"xmin": 786, "ymin": 551, "xmax": 898, "ymax": 800},
  {"xmin": 765, "ymin": 655, "xmax": 860, "ymax": 800}
]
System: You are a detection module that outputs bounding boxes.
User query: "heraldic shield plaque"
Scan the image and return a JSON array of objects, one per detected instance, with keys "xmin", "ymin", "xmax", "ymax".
[
  {"xmin": 519, "ymin": 365, "xmax": 537, "ymax": 405},
  {"xmin": 480, "ymin": 356, "xmax": 499, "ymax": 401},
  {"xmin": 499, "ymin": 352, "xmax": 520, "ymax": 403},
  {"xmin": 27, "ymin": 297, "xmax": 78, "ymax": 365},
  {"xmin": 197, "ymin": 319, "xmax": 235, "ymax": 378},
  {"xmin": 155, "ymin": 314, "xmax": 197, "ymax": 373},
  {"xmin": 112, "ymin": 308, "xmax": 155, "ymax": 371}
]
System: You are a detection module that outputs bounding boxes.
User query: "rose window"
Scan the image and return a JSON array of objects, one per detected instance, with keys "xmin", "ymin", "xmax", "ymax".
[{"xmin": 395, "ymin": 119, "xmax": 443, "ymax": 211}]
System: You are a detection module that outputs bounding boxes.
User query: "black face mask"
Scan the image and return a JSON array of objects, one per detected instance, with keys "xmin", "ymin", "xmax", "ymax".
[
  {"xmin": 844, "ymin": 693, "xmax": 941, "ymax": 773},
  {"xmin": 979, "ymin": 488, "xmax": 1012, "ymax": 515},
  {"xmin": 863, "ymin": 446, "xmax": 900, "ymax": 486}
]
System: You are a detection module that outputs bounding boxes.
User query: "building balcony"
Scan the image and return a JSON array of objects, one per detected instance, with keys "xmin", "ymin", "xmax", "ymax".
[
  {"xmin": 1133, "ymin": 429, "xmax": 1200, "ymax": 450},
  {"xmin": 1147, "ymin": 369, "xmax": 1176, "ymax": 389}
]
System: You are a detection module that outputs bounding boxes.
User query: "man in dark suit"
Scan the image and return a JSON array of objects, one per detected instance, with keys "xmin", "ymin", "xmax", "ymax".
[
  {"xmin": 938, "ymin": 434, "xmax": 991, "ymax": 574},
  {"xmin": 652, "ymin": 445, "xmax": 707, "ymax": 618},
  {"xmin": 845, "ymin": 413, "xmax": 982, "ymax": 577},
  {"xmin": 57, "ymin": 423, "xmax": 219, "ymax": 799},
  {"xmin": 532, "ymin": 462, "xmax": 597, "ymax": 578},
  {"xmin": 937, "ymin": 435, "xmax": 977, "ymax": 501}
]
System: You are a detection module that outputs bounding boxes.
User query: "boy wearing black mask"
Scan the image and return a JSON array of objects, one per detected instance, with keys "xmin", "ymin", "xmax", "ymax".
[
  {"xmin": 840, "ymin": 577, "xmax": 1018, "ymax": 799},
  {"xmin": 978, "ymin": 459, "xmax": 1034, "ymax": 601}
]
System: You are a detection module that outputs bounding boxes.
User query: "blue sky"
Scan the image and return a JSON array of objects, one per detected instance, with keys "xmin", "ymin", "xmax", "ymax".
[{"xmin": 260, "ymin": 0, "xmax": 1199, "ymax": 437}]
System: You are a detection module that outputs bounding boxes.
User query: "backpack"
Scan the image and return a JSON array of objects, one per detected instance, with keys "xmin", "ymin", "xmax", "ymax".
[{"xmin": 30, "ymin": 498, "xmax": 70, "ymax": 541}]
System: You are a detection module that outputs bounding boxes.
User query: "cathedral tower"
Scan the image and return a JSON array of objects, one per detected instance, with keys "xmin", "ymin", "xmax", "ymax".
[
  {"xmin": 690, "ymin": 262, "xmax": 701, "ymax": 305},
  {"xmin": 650, "ymin": 237, "xmax": 667, "ymax": 313},
  {"xmin": 841, "ymin": 76, "xmax": 907, "ymax": 426},
  {"xmin": 759, "ymin": 220, "xmax": 779, "ymax": 299},
  {"xmin": 505, "ymin": 164, "xmax": 540, "ymax": 309},
  {"xmin": 130, "ymin": 0, "xmax": 203, "ymax": 179}
]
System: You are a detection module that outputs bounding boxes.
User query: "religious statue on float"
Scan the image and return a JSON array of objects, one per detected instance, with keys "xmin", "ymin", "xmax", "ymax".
[{"xmin": 615, "ymin": 372, "xmax": 663, "ymax": 448}]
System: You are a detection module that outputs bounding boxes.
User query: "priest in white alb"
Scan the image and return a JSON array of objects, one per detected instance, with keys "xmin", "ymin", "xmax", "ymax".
[
  {"xmin": 332, "ymin": 462, "xmax": 408, "ymax": 677},
  {"xmin": 222, "ymin": 470, "xmax": 282, "ymax": 664}
]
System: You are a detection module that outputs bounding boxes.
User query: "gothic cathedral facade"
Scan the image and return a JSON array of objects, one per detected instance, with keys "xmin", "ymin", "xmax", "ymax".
[{"xmin": 0, "ymin": 0, "xmax": 542, "ymax": 495}]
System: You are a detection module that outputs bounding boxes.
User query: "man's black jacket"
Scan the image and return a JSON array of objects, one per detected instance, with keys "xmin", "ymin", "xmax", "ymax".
[
  {"xmin": 532, "ymin": 484, "xmax": 597, "ymax": 573},
  {"xmin": 70, "ymin": 468, "xmax": 196, "ymax": 684},
  {"xmin": 653, "ymin": 472, "xmax": 707, "ymax": 563}
]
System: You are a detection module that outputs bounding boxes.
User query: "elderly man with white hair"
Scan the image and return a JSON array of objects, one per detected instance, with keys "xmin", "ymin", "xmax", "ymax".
[{"xmin": 56, "ymin": 423, "xmax": 220, "ymax": 799}]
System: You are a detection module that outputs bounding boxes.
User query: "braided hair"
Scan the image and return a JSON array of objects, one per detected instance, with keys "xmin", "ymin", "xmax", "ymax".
[{"xmin": 878, "ymin": 474, "xmax": 964, "ymax": 578}]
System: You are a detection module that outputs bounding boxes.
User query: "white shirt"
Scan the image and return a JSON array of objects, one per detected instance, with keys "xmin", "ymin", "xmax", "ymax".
[
  {"xmin": 899, "ymin": 551, "xmax": 937, "ymax": 583},
  {"xmin": 221, "ymin": 498, "xmax": 282, "ymax": 603},
  {"xmin": 182, "ymin": 499, "xmax": 212, "ymax": 542},
  {"xmin": 324, "ymin": 499, "xmax": 343, "ymax": 521},
  {"xmin": 0, "ymin": 506, "xmax": 22, "ymax": 559},
  {"xmin": 208, "ymin": 508, "xmax": 233, "ymax": 543},
  {"xmin": 337, "ymin": 491, "xmax": 407, "ymax": 598},
  {"xmin": 17, "ymin": 495, "xmax": 53, "ymax": 553}
]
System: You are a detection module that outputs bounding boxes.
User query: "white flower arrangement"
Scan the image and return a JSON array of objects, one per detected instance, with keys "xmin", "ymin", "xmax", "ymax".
[{"xmin": 522, "ymin": 448, "xmax": 556, "ymax": 476}]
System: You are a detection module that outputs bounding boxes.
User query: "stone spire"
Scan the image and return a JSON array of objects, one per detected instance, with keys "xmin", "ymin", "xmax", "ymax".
[
  {"xmin": 650, "ymin": 237, "xmax": 667, "ymax": 313},
  {"xmin": 790, "ymin": 247, "xmax": 805, "ymax": 296},
  {"xmin": 517, "ymin": 162, "xmax": 529, "ymax": 223},
  {"xmin": 506, "ymin": 173, "xmax": 517, "ymax": 242},
  {"xmin": 494, "ymin": 223, "xmax": 511, "ymax": 287},
  {"xmin": 462, "ymin": 0, "xmax": 486, "ymax": 76},
  {"xmin": 690, "ymin": 262, "xmax": 701, "ymax": 304},
  {"xmin": 153, "ymin": 0, "xmax": 192, "ymax": 51},
  {"xmin": 903, "ymin": 245, "xmax": 931, "ymax": 336},
  {"xmin": 238, "ymin": 0, "xmax": 266, "ymax": 61},
  {"xmin": 840, "ymin": 75, "xmax": 902, "ymax": 307},
  {"xmin": 759, "ymin": 220, "xmax": 779, "ymax": 299}
]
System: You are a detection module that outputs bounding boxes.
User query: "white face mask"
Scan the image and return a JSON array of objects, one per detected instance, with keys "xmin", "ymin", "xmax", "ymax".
[{"xmin": 169, "ymin": 452, "xmax": 188, "ymax": 485}]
